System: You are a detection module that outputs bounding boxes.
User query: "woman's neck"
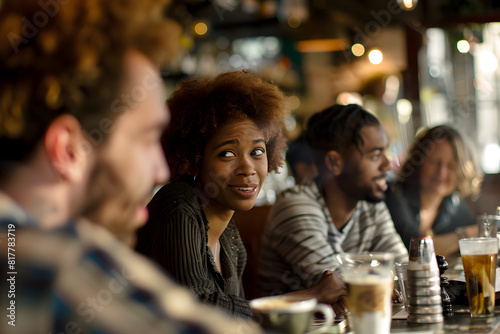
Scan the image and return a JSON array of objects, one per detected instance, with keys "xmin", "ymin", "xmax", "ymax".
[
  {"xmin": 203, "ymin": 204, "xmax": 232, "ymax": 274},
  {"xmin": 203, "ymin": 203, "xmax": 233, "ymax": 243},
  {"xmin": 194, "ymin": 180, "xmax": 233, "ymax": 241}
]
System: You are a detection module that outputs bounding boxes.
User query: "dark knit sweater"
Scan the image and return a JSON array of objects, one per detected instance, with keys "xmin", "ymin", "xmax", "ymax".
[
  {"xmin": 384, "ymin": 181, "xmax": 476, "ymax": 251},
  {"xmin": 136, "ymin": 180, "xmax": 252, "ymax": 319}
]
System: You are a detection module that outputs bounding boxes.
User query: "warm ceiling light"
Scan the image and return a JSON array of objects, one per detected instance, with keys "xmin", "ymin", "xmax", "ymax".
[
  {"xmin": 457, "ymin": 40, "xmax": 470, "ymax": 53},
  {"xmin": 296, "ymin": 39, "xmax": 349, "ymax": 53},
  {"xmin": 368, "ymin": 49, "xmax": 383, "ymax": 64},
  {"xmin": 194, "ymin": 22, "xmax": 208, "ymax": 36},
  {"xmin": 351, "ymin": 43, "xmax": 365, "ymax": 57},
  {"xmin": 397, "ymin": 0, "xmax": 418, "ymax": 11},
  {"xmin": 288, "ymin": 16, "xmax": 301, "ymax": 28}
]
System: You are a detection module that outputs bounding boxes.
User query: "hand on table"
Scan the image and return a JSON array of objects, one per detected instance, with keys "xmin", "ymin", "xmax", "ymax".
[
  {"xmin": 282, "ymin": 270, "xmax": 347, "ymax": 316},
  {"xmin": 311, "ymin": 270, "xmax": 347, "ymax": 306}
]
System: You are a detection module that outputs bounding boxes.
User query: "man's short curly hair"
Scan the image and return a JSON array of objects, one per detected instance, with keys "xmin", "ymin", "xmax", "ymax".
[
  {"xmin": 163, "ymin": 70, "xmax": 289, "ymax": 181},
  {"xmin": 0, "ymin": 0, "xmax": 177, "ymax": 176},
  {"xmin": 306, "ymin": 104, "xmax": 380, "ymax": 172}
]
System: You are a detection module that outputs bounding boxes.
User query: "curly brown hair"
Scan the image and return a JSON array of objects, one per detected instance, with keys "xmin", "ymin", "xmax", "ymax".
[
  {"xmin": 399, "ymin": 125, "xmax": 483, "ymax": 199},
  {"xmin": 164, "ymin": 70, "xmax": 289, "ymax": 181},
  {"xmin": 0, "ymin": 0, "xmax": 178, "ymax": 177}
]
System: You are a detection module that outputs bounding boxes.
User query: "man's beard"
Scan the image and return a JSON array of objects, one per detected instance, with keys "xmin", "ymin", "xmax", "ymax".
[
  {"xmin": 364, "ymin": 189, "xmax": 385, "ymax": 203},
  {"xmin": 80, "ymin": 159, "xmax": 123, "ymax": 219},
  {"xmin": 80, "ymin": 159, "xmax": 144, "ymax": 245},
  {"xmin": 337, "ymin": 174, "xmax": 385, "ymax": 204}
]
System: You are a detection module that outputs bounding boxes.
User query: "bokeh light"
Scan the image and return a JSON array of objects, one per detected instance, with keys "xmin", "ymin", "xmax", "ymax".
[
  {"xmin": 351, "ymin": 43, "xmax": 365, "ymax": 57},
  {"xmin": 194, "ymin": 22, "xmax": 208, "ymax": 36},
  {"xmin": 457, "ymin": 40, "xmax": 470, "ymax": 53},
  {"xmin": 368, "ymin": 49, "xmax": 383, "ymax": 64}
]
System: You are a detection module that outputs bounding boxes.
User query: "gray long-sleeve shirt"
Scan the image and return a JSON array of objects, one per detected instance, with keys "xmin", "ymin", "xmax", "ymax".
[{"xmin": 258, "ymin": 181, "xmax": 408, "ymax": 296}]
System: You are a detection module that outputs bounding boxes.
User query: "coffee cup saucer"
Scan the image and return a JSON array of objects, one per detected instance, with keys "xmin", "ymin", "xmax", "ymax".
[{"xmin": 307, "ymin": 317, "xmax": 346, "ymax": 333}]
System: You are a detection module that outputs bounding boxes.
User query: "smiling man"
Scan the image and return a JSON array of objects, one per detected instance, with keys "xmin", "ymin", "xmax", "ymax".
[{"xmin": 258, "ymin": 104, "xmax": 408, "ymax": 296}]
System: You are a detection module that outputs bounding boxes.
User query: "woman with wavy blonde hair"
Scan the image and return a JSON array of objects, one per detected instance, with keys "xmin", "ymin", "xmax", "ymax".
[{"xmin": 385, "ymin": 125, "xmax": 483, "ymax": 257}]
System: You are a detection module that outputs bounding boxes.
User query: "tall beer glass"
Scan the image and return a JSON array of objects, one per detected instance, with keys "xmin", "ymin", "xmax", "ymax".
[{"xmin": 459, "ymin": 237, "xmax": 497, "ymax": 317}]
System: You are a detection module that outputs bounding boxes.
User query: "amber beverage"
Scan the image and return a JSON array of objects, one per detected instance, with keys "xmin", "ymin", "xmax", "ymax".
[{"xmin": 459, "ymin": 238, "xmax": 498, "ymax": 317}]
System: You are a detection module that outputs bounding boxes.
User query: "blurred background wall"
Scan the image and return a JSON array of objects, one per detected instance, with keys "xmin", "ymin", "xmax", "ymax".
[{"xmin": 161, "ymin": 0, "xmax": 500, "ymax": 213}]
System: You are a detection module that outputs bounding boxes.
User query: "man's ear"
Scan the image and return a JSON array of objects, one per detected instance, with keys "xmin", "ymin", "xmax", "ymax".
[
  {"xmin": 324, "ymin": 151, "xmax": 343, "ymax": 176},
  {"xmin": 44, "ymin": 115, "xmax": 91, "ymax": 183}
]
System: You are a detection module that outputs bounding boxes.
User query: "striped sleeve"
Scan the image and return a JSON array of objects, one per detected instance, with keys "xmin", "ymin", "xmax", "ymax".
[
  {"xmin": 363, "ymin": 202, "xmax": 409, "ymax": 264},
  {"xmin": 264, "ymin": 189, "xmax": 337, "ymax": 289}
]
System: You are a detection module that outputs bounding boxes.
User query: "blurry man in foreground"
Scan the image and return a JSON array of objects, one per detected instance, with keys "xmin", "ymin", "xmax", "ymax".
[{"xmin": 0, "ymin": 1, "xmax": 258, "ymax": 333}]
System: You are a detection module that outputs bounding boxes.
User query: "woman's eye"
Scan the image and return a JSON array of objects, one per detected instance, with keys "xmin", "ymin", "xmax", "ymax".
[
  {"xmin": 219, "ymin": 151, "xmax": 236, "ymax": 158},
  {"xmin": 252, "ymin": 148, "xmax": 265, "ymax": 156}
]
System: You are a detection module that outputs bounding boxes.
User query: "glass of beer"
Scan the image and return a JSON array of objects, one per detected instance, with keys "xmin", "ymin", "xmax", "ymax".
[
  {"xmin": 336, "ymin": 253, "xmax": 395, "ymax": 334},
  {"xmin": 459, "ymin": 237, "xmax": 498, "ymax": 317},
  {"xmin": 477, "ymin": 214, "xmax": 499, "ymax": 238}
]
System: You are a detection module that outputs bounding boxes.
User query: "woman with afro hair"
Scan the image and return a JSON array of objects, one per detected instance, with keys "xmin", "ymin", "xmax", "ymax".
[{"xmin": 136, "ymin": 70, "xmax": 346, "ymax": 319}]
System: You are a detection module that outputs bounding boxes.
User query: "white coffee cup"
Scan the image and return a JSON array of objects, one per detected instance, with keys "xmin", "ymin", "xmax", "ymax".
[{"xmin": 250, "ymin": 296, "xmax": 334, "ymax": 334}]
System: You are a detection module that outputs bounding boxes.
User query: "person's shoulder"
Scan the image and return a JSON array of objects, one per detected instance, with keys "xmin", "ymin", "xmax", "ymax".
[
  {"xmin": 357, "ymin": 200, "xmax": 391, "ymax": 217},
  {"xmin": 75, "ymin": 219, "xmax": 180, "ymax": 287},
  {"xmin": 384, "ymin": 181, "xmax": 413, "ymax": 206},
  {"xmin": 152, "ymin": 180, "xmax": 197, "ymax": 203},
  {"xmin": 1, "ymin": 224, "xmax": 85, "ymax": 286},
  {"xmin": 0, "ymin": 192, "xmax": 36, "ymax": 229},
  {"xmin": 148, "ymin": 180, "xmax": 201, "ymax": 218},
  {"xmin": 277, "ymin": 181, "xmax": 319, "ymax": 202},
  {"xmin": 270, "ymin": 183, "xmax": 322, "ymax": 217},
  {"xmin": 267, "ymin": 182, "xmax": 324, "ymax": 227}
]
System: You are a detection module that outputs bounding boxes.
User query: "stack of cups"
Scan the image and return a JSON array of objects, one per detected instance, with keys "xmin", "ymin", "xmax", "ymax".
[{"xmin": 406, "ymin": 236, "xmax": 444, "ymax": 323}]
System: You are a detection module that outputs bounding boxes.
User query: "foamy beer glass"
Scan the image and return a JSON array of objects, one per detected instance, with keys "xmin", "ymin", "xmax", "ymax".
[
  {"xmin": 459, "ymin": 237, "xmax": 498, "ymax": 317},
  {"xmin": 337, "ymin": 253, "xmax": 395, "ymax": 334}
]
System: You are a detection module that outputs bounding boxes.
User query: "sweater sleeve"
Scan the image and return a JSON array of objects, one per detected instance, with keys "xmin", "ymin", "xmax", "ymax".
[{"xmin": 384, "ymin": 187, "xmax": 421, "ymax": 251}]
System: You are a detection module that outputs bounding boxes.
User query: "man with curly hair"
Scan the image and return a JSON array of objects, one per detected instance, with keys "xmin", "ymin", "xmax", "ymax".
[
  {"xmin": 0, "ymin": 1, "xmax": 259, "ymax": 333},
  {"xmin": 136, "ymin": 70, "xmax": 347, "ymax": 319}
]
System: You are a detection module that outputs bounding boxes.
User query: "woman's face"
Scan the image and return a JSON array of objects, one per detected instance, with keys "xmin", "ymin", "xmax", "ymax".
[
  {"xmin": 196, "ymin": 119, "xmax": 268, "ymax": 215},
  {"xmin": 419, "ymin": 139, "xmax": 458, "ymax": 197}
]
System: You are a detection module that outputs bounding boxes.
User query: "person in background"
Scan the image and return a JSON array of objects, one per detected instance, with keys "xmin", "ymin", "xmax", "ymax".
[
  {"xmin": 136, "ymin": 70, "xmax": 346, "ymax": 319},
  {"xmin": 0, "ymin": 1, "xmax": 259, "ymax": 333},
  {"xmin": 285, "ymin": 133, "xmax": 318, "ymax": 184},
  {"xmin": 258, "ymin": 104, "xmax": 408, "ymax": 297},
  {"xmin": 385, "ymin": 125, "xmax": 483, "ymax": 257}
]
